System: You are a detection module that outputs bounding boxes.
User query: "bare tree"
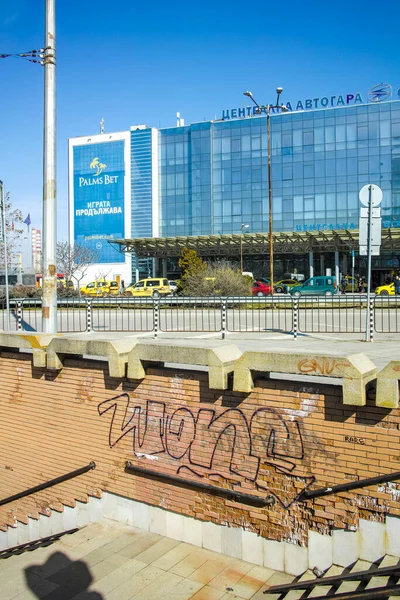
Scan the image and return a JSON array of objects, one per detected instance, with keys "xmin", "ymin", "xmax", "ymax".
[
  {"xmin": 56, "ymin": 242, "xmax": 99, "ymax": 293},
  {"xmin": 0, "ymin": 192, "xmax": 24, "ymax": 269}
]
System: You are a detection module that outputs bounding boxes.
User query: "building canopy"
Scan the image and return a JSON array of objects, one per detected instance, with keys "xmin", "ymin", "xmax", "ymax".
[{"xmin": 109, "ymin": 229, "xmax": 400, "ymax": 259}]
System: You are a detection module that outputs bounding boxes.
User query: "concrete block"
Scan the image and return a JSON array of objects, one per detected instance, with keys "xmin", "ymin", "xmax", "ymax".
[
  {"xmin": 39, "ymin": 516, "xmax": 52, "ymax": 539},
  {"xmin": 233, "ymin": 351, "xmax": 376, "ymax": 406},
  {"xmin": 117, "ymin": 495, "xmax": 135, "ymax": 526},
  {"xmin": 242, "ymin": 529, "xmax": 263, "ymax": 566},
  {"xmin": 0, "ymin": 332, "xmax": 54, "ymax": 355},
  {"xmin": 102, "ymin": 491, "xmax": 119, "ymax": 520},
  {"xmin": 359, "ymin": 519, "xmax": 385, "ymax": 562},
  {"xmin": 202, "ymin": 520, "xmax": 222, "ymax": 554},
  {"xmin": 6, "ymin": 525, "xmax": 18, "ymax": 548},
  {"xmin": 166, "ymin": 511, "xmax": 184, "ymax": 541},
  {"xmin": 62, "ymin": 506, "xmax": 78, "ymax": 531},
  {"xmin": 127, "ymin": 342, "xmax": 242, "ymax": 390},
  {"xmin": 46, "ymin": 337, "xmax": 137, "ymax": 377},
  {"xmin": 332, "ymin": 529, "xmax": 360, "ymax": 567},
  {"xmin": 376, "ymin": 362, "xmax": 400, "ymax": 408},
  {"xmin": 32, "ymin": 348, "xmax": 47, "ymax": 368},
  {"xmin": 0, "ymin": 530, "xmax": 8, "ymax": 551},
  {"xmin": 183, "ymin": 516, "xmax": 202, "ymax": 547},
  {"xmin": 88, "ymin": 496, "xmax": 104, "ymax": 523},
  {"xmin": 221, "ymin": 525, "xmax": 242, "ymax": 559},
  {"xmin": 28, "ymin": 517, "xmax": 40, "ymax": 542},
  {"xmin": 149, "ymin": 505, "xmax": 167, "ymax": 536},
  {"xmin": 132, "ymin": 500, "xmax": 149, "ymax": 531},
  {"xmin": 263, "ymin": 539, "xmax": 285, "ymax": 572},
  {"xmin": 17, "ymin": 523, "xmax": 30, "ymax": 546},
  {"xmin": 284, "ymin": 542, "xmax": 308, "ymax": 576},
  {"xmin": 308, "ymin": 530, "xmax": 333, "ymax": 572},
  {"xmin": 76, "ymin": 501, "xmax": 90, "ymax": 528},
  {"xmin": 386, "ymin": 516, "xmax": 400, "ymax": 557},
  {"xmin": 50, "ymin": 510, "xmax": 65, "ymax": 535}
]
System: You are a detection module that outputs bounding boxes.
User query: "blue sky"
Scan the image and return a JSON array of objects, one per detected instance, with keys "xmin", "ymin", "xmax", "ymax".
[{"xmin": 0, "ymin": 0, "xmax": 399, "ymax": 241}]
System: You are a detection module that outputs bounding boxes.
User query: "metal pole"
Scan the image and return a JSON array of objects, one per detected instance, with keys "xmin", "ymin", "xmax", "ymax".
[
  {"xmin": 240, "ymin": 232, "xmax": 243, "ymax": 272},
  {"xmin": 0, "ymin": 182, "xmax": 11, "ymax": 330},
  {"xmin": 351, "ymin": 250, "xmax": 355, "ymax": 293},
  {"xmin": 365, "ymin": 185, "xmax": 373, "ymax": 341},
  {"xmin": 267, "ymin": 107, "xmax": 274, "ymax": 295},
  {"xmin": 42, "ymin": 0, "xmax": 57, "ymax": 333}
]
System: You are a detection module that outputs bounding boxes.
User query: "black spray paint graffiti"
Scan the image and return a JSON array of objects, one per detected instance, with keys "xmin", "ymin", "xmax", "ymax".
[{"xmin": 98, "ymin": 394, "xmax": 315, "ymax": 508}]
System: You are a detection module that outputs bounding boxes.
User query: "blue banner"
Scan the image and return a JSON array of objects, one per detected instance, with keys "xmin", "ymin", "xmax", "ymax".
[{"xmin": 73, "ymin": 143, "xmax": 125, "ymax": 263}]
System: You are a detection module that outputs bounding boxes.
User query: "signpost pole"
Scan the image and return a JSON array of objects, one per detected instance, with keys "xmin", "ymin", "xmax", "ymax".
[
  {"xmin": 0, "ymin": 181, "xmax": 11, "ymax": 331},
  {"xmin": 42, "ymin": 0, "xmax": 57, "ymax": 333},
  {"xmin": 351, "ymin": 250, "xmax": 355, "ymax": 294},
  {"xmin": 365, "ymin": 185, "xmax": 373, "ymax": 342}
]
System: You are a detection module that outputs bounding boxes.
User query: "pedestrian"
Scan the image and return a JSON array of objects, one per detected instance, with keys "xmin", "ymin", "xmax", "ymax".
[
  {"xmin": 119, "ymin": 280, "xmax": 125, "ymax": 295},
  {"xmin": 395, "ymin": 274, "xmax": 400, "ymax": 296},
  {"xmin": 341, "ymin": 274, "xmax": 348, "ymax": 294},
  {"xmin": 358, "ymin": 275, "xmax": 363, "ymax": 294}
]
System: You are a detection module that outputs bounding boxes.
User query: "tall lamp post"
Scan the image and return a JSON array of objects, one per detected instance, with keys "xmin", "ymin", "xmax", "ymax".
[
  {"xmin": 243, "ymin": 89, "xmax": 288, "ymax": 295},
  {"xmin": 240, "ymin": 223, "xmax": 249, "ymax": 272}
]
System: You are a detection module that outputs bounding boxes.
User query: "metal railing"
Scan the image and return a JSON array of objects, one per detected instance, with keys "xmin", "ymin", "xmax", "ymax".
[{"xmin": 1, "ymin": 294, "xmax": 400, "ymax": 336}]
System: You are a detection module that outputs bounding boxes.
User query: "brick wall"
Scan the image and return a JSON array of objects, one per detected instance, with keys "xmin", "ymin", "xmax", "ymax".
[{"xmin": 0, "ymin": 350, "xmax": 399, "ymax": 545}]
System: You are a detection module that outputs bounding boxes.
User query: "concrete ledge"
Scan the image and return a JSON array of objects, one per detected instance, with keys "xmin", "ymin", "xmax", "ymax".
[
  {"xmin": 127, "ymin": 342, "xmax": 242, "ymax": 389},
  {"xmin": 233, "ymin": 351, "xmax": 377, "ymax": 406},
  {"xmin": 376, "ymin": 361, "xmax": 400, "ymax": 408},
  {"xmin": 0, "ymin": 332, "xmax": 55, "ymax": 368},
  {"xmin": 46, "ymin": 337, "xmax": 138, "ymax": 377}
]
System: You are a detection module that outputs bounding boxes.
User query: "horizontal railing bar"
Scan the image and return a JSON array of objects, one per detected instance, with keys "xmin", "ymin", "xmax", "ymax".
[
  {"xmin": 0, "ymin": 528, "xmax": 79, "ymax": 558},
  {"xmin": 263, "ymin": 565, "xmax": 400, "ymax": 593},
  {"xmin": 125, "ymin": 462, "xmax": 274, "ymax": 508},
  {"xmin": 299, "ymin": 471, "xmax": 400, "ymax": 500},
  {"xmin": 290, "ymin": 585, "xmax": 400, "ymax": 600},
  {"xmin": 0, "ymin": 462, "xmax": 96, "ymax": 507}
]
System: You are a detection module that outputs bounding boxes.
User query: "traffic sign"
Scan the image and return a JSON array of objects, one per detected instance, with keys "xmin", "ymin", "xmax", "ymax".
[{"xmin": 359, "ymin": 184, "xmax": 383, "ymax": 207}]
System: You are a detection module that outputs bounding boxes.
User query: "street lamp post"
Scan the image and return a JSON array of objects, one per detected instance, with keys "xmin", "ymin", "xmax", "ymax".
[
  {"xmin": 240, "ymin": 223, "xmax": 249, "ymax": 272},
  {"xmin": 243, "ymin": 89, "xmax": 288, "ymax": 295}
]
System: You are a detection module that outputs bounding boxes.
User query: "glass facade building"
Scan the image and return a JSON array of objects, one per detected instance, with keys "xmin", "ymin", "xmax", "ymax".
[
  {"xmin": 159, "ymin": 101, "xmax": 400, "ymax": 238},
  {"xmin": 69, "ymin": 97, "xmax": 400, "ymax": 283}
]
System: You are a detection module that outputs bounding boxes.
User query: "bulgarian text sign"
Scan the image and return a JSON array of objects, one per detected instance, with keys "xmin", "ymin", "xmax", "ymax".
[
  {"xmin": 222, "ymin": 83, "xmax": 399, "ymax": 120},
  {"xmin": 73, "ymin": 142, "xmax": 125, "ymax": 264}
]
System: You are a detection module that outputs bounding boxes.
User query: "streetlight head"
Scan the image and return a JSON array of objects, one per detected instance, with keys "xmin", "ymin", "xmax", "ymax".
[
  {"xmin": 281, "ymin": 105, "xmax": 289, "ymax": 112},
  {"xmin": 243, "ymin": 91, "xmax": 253, "ymax": 98},
  {"xmin": 276, "ymin": 87, "xmax": 283, "ymax": 95}
]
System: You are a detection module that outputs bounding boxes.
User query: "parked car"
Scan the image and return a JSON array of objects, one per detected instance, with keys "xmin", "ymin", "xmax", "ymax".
[
  {"xmin": 125, "ymin": 278, "xmax": 171, "ymax": 297},
  {"xmin": 252, "ymin": 281, "xmax": 271, "ymax": 296},
  {"xmin": 80, "ymin": 280, "xmax": 117, "ymax": 296},
  {"xmin": 274, "ymin": 279, "xmax": 302, "ymax": 294},
  {"xmin": 375, "ymin": 282, "xmax": 395, "ymax": 296},
  {"xmin": 290, "ymin": 276, "xmax": 338, "ymax": 297},
  {"xmin": 168, "ymin": 280, "xmax": 179, "ymax": 294}
]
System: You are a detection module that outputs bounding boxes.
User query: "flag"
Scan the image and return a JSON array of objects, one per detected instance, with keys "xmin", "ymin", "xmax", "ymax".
[{"xmin": 24, "ymin": 214, "xmax": 31, "ymax": 231}]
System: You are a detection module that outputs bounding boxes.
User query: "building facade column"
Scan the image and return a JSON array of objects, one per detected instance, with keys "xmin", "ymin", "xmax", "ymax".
[
  {"xmin": 309, "ymin": 251, "xmax": 314, "ymax": 278},
  {"xmin": 320, "ymin": 254, "xmax": 324, "ymax": 276},
  {"xmin": 335, "ymin": 251, "xmax": 340, "ymax": 283}
]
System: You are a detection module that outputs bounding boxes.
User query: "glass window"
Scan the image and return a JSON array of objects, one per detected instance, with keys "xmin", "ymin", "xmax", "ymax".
[
  {"xmin": 232, "ymin": 138, "xmax": 241, "ymax": 152},
  {"xmin": 282, "ymin": 165, "xmax": 293, "ymax": 180},
  {"xmin": 293, "ymin": 130, "xmax": 302, "ymax": 146},
  {"xmin": 304, "ymin": 164, "xmax": 314, "ymax": 178},
  {"xmin": 304, "ymin": 131, "xmax": 314, "ymax": 145}
]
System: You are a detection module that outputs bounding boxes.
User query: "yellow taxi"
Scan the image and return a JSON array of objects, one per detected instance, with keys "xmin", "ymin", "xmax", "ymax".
[
  {"xmin": 80, "ymin": 280, "xmax": 118, "ymax": 296},
  {"xmin": 125, "ymin": 278, "xmax": 171, "ymax": 297},
  {"xmin": 274, "ymin": 279, "xmax": 302, "ymax": 294},
  {"xmin": 375, "ymin": 282, "xmax": 395, "ymax": 296}
]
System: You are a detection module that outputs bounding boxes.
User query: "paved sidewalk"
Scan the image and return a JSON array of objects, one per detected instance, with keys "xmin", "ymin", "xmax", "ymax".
[{"xmin": 0, "ymin": 519, "xmax": 290, "ymax": 600}]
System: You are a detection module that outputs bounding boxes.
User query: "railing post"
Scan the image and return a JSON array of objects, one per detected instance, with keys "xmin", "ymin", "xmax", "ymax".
[
  {"xmin": 153, "ymin": 297, "xmax": 159, "ymax": 339},
  {"xmin": 221, "ymin": 299, "xmax": 227, "ymax": 339},
  {"xmin": 16, "ymin": 301, "xmax": 23, "ymax": 331},
  {"xmin": 86, "ymin": 299, "xmax": 92, "ymax": 332},
  {"xmin": 292, "ymin": 298, "xmax": 298, "ymax": 340},
  {"xmin": 369, "ymin": 296, "xmax": 374, "ymax": 342}
]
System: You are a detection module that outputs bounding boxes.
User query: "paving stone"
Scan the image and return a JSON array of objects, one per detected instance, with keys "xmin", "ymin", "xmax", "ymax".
[
  {"xmin": 170, "ymin": 548, "xmax": 210, "ymax": 577},
  {"xmin": 161, "ymin": 577, "xmax": 204, "ymax": 600},
  {"xmin": 152, "ymin": 542, "xmax": 193, "ymax": 570},
  {"xmin": 116, "ymin": 532, "xmax": 161, "ymax": 559},
  {"xmin": 128, "ymin": 569, "xmax": 182, "ymax": 599},
  {"xmin": 104, "ymin": 564, "xmax": 165, "ymax": 600},
  {"xmin": 132, "ymin": 535, "xmax": 179, "ymax": 563},
  {"xmin": 208, "ymin": 560, "xmax": 253, "ymax": 592},
  {"xmin": 190, "ymin": 557, "xmax": 232, "ymax": 585},
  {"xmin": 190, "ymin": 587, "xmax": 225, "ymax": 600}
]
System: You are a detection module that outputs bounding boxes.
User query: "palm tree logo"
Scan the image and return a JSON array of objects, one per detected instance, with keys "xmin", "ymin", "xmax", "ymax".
[{"xmin": 90, "ymin": 157, "xmax": 107, "ymax": 176}]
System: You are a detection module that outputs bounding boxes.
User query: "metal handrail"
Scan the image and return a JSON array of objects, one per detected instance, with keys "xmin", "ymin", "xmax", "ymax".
[
  {"xmin": 125, "ymin": 462, "xmax": 274, "ymax": 508},
  {"xmin": 0, "ymin": 462, "xmax": 96, "ymax": 507},
  {"xmin": 299, "ymin": 470, "xmax": 400, "ymax": 500}
]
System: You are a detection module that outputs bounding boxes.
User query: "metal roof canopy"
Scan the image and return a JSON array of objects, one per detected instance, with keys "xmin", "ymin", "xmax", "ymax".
[{"xmin": 109, "ymin": 229, "xmax": 400, "ymax": 259}]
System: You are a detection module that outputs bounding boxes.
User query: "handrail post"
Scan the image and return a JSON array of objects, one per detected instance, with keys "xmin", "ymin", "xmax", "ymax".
[
  {"xmin": 16, "ymin": 301, "xmax": 23, "ymax": 331},
  {"xmin": 221, "ymin": 298, "xmax": 227, "ymax": 339},
  {"xmin": 86, "ymin": 299, "xmax": 92, "ymax": 332},
  {"xmin": 292, "ymin": 298, "xmax": 298, "ymax": 340},
  {"xmin": 153, "ymin": 297, "xmax": 159, "ymax": 339}
]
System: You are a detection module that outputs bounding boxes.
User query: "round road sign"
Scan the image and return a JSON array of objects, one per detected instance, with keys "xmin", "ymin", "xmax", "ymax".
[{"xmin": 359, "ymin": 184, "xmax": 383, "ymax": 207}]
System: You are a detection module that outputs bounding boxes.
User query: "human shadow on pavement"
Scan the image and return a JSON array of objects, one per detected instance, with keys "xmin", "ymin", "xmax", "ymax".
[{"xmin": 25, "ymin": 550, "xmax": 104, "ymax": 600}]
